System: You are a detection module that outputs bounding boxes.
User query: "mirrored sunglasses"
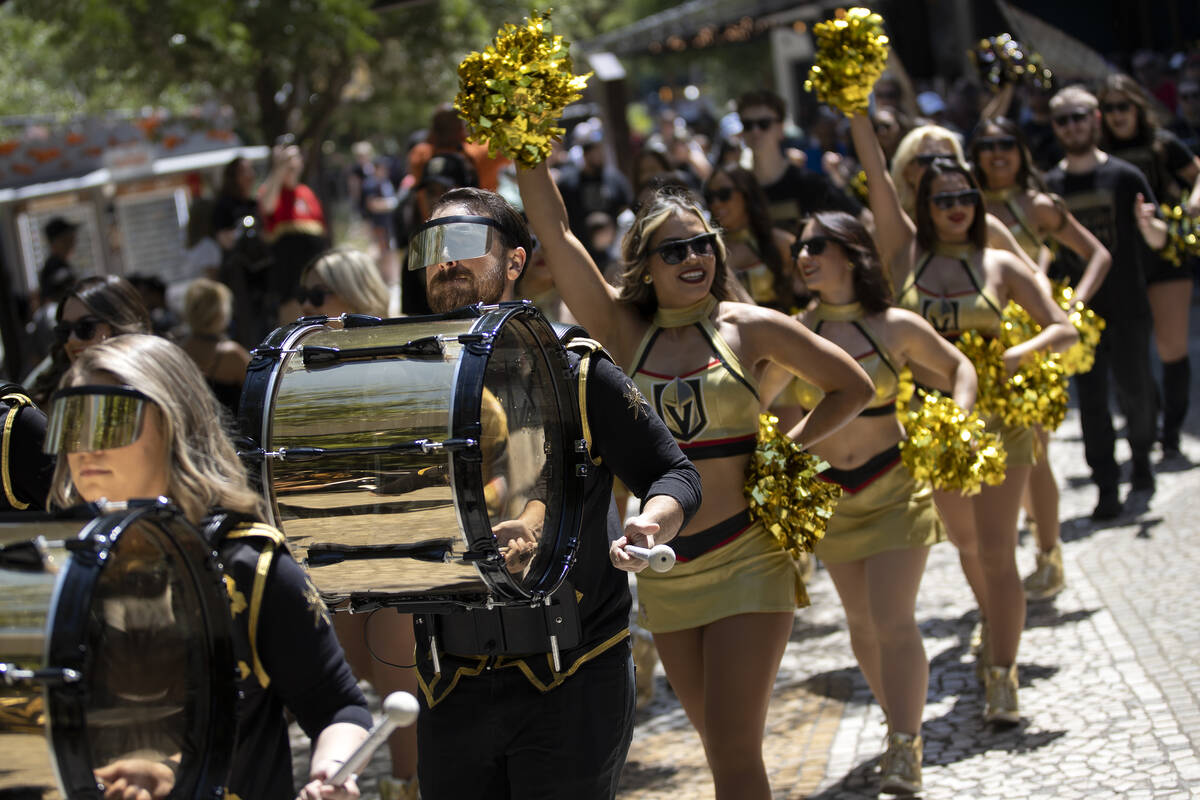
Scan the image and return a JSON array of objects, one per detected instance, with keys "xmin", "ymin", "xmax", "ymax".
[
  {"xmin": 44, "ymin": 385, "xmax": 153, "ymax": 455},
  {"xmin": 407, "ymin": 216, "xmax": 504, "ymax": 271}
]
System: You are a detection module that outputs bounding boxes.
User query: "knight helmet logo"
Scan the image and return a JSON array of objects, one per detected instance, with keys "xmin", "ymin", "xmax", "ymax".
[{"xmin": 652, "ymin": 377, "xmax": 708, "ymax": 441}]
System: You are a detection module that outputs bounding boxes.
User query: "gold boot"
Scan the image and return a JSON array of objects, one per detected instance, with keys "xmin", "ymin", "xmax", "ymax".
[
  {"xmin": 983, "ymin": 664, "xmax": 1020, "ymax": 725},
  {"xmin": 879, "ymin": 732, "xmax": 922, "ymax": 795},
  {"xmin": 1023, "ymin": 542, "xmax": 1065, "ymax": 600}
]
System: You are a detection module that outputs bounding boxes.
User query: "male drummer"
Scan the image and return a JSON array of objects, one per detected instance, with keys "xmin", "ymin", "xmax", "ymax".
[{"xmin": 405, "ymin": 187, "xmax": 703, "ymax": 799}]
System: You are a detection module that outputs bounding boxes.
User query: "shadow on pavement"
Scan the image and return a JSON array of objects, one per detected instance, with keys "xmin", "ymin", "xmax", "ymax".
[
  {"xmin": 1024, "ymin": 604, "xmax": 1098, "ymax": 631},
  {"xmin": 801, "ymin": 666, "xmax": 871, "ymax": 705}
]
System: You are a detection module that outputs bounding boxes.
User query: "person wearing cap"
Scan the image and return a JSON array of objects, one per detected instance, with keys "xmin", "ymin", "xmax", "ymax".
[
  {"xmin": 38, "ymin": 217, "xmax": 79, "ymax": 305},
  {"xmin": 555, "ymin": 125, "xmax": 634, "ymax": 259},
  {"xmin": 404, "ymin": 187, "xmax": 702, "ymax": 799}
]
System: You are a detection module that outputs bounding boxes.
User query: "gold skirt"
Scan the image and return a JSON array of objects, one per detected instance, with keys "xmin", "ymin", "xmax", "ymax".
[
  {"xmin": 986, "ymin": 415, "xmax": 1036, "ymax": 467},
  {"xmin": 636, "ymin": 520, "xmax": 806, "ymax": 634},
  {"xmin": 816, "ymin": 460, "xmax": 945, "ymax": 564}
]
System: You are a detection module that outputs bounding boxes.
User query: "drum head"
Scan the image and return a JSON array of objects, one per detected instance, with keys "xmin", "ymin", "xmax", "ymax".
[{"xmin": 0, "ymin": 504, "xmax": 235, "ymax": 799}]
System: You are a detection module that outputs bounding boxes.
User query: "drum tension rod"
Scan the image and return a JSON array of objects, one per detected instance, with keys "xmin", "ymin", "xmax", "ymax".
[
  {"xmin": 301, "ymin": 336, "xmax": 445, "ymax": 367},
  {"xmin": 1, "ymin": 663, "xmax": 81, "ymax": 686},
  {"xmin": 250, "ymin": 438, "xmax": 479, "ymax": 461}
]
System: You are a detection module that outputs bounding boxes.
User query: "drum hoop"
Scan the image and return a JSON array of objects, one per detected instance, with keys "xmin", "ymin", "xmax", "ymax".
[
  {"xmin": 448, "ymin": 303, "xmax": 587, "ymax": 604},
  {"xmin": 43, "ymin": 501, "xmax": 236, "ymax": 798}
]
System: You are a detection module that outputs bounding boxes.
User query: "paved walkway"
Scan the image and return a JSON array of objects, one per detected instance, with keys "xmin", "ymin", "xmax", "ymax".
[{"xmin": 303, "ymin": 319, "xmax": 1200, "ymax": 799}]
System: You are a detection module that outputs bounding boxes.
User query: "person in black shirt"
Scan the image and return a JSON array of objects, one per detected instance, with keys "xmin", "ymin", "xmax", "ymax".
[
  {"xmin": 38, "ymin": 217, "xmax": 78, "ymax": 305},
  {"xmin": 1044, "ymin": 86, "xmax": 1169, "ymax": 519},
  {"xmin": 407, "ymin": 188, "xmax": 703, "ymax": 800},
  {"xmin": 46, "ymin": 335, "xmax": 371, "ymax": 800},
  {"xmin": 1097, "ymin": 74, "xmax": 1200, "ymax": 460},
  {"xmin": 737, "ymin": 89, "xmax": 862, "ymax": 231},
  {"xmin": 555, "ymin": 128, "xmax": 634, "ymax": 259}
]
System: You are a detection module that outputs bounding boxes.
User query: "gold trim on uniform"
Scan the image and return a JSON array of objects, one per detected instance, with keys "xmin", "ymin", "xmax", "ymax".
[
  {"xmin": 492, "ymin": 627, "xmax": 630, "ymax": 693},
  {"xmin": 1, "ymin": 391, "xmax": 33, "ymax": 510}
]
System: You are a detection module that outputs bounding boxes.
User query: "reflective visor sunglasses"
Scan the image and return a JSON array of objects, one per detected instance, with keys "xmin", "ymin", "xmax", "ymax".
[
  {"xmin": 653, "ymin": 233, "xmax": 717, "ymax": 265},
  {"xmin": 1052, "ymin": 110, "xmax": 1091, "ymax": 127},
  {"xmin": 44, "ymin": 385, "xmax": 153, "ymax": 455},
  {"xmin": 407, "ymin": 215, "xmax": 504, "ymax": 271},
  {"xmin": 975, "ymin": 136, "xmax": 1017, "ymax": 153},
  {"xmin": 930, "ymin": 189, "xmax": 981, "ymax": 210},
  {"xmin": 790, "ymin": 235, "xmax": 830, "ymax": 260},
  {"xmin": 740, "ymin": 117, "xmax": 778, "ymax": 132},
  {"xmin": 54, "ymin": 317, "xmax": 104, "ymax": 342}
]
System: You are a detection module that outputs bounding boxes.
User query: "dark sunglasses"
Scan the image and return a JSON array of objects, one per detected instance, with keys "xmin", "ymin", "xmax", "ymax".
[
  {"xmin": 1052, "ymin": 110, "xmax": 1090, "ymax": 127},
  {"xmin": 930, "ymin": 189, "xmax": 981, "ymax": 210},
  {"xmin": 653, "ymin": 233, "xmax": 717, "ymax": 265},
  {"xmin": 975, "ymin": 136, "xmax": 1017, "ymax": 153},
  {"xmin": 296, "ymin": 286, "xmax": 331, "ymax": 306},
  {"xmin": 705, "ymin": 187, "xmax": 736, "ymax": 204},
  {"xmin": 914, "ymin": 153, "xmax": 954, "ymax": 167},
  {"xmin": 54, "ymin": 317, "xmax": 103, "ymax": 342},
  {"xmin": 790, "ymin": 235, "xmax": 830, "ymax": 260},
  {"xmin": 740, "ymin": 117, "xmax": 778, "ymax": 132},
  {"xmin": 1100, "ymin": 101, "xmax": 1133, "ymax": 114}
]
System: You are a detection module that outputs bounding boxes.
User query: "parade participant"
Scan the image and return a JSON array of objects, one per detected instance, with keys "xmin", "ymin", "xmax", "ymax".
[
  {"xmin": 259, "ymin": 140, "xmax": 328, "ymax": 323},
  {"xmin": 737, "ymin": 89, "xmax": 863, "ymax": 230},
  {"xmin": 180, "ymin": 278, "xmax": 251, "ymax": 418},
  {"xmin": 297, "ymin": 246, "xmax": 416, "ymax": 800},
  {"xmin": 1044, "ymin": 85, "xmax": 1166, "ymax": 519},
  {"xmin": 969, "ymin": 117, "xmax": 1113, "ymax": 599},
  {"xmin": 1097, "ymin": 74, "xmax": 1200, "ymax": 460},
  {"xmin": 298, "ymin": 248, "xmax": 391, "ymax": 320},
  {"xmin": 38, "ymin": 217, "xmax": 79, "ymax": 305},
  {"xmin": 517, "ymin": 162, "xmax": 873, "ymax": 799},
  {"xmin": 29, "ymin": 276, "xmax": 151, "ymax": 407},
  {"xmin": 703, "ymin": 164, "xmax": 798, "ymax": 310},
  {"xmin": 46, "ymin": 334, "xmax": 371, "ymax": 800},
  {"xmin": 760, "ymin": 210, "xmax": 977, "ymax": 794},
  {"xmin": 0, "ymin": 383, "xmax": 54, "ymax": 512},
  {"xmin": 851, "ymin": 112, "xmax": 1077, "ymax": 724},
  {"xmin": 407, "ymin": 187, "xmax": 703, "ymax": 800}
]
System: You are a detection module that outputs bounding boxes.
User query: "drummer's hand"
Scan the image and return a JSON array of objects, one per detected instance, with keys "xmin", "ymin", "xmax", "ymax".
[
  {"xmin": 298, "ymin": 766, "xmax": 360, "ymax": 800},
  {"xmin": 95, "ymin": 759, "xmax": 175, "ymax": 800},
  {"xmin": 610, "ymin": 515, "xmax": 660, "ymax": 573},
  {"xmin": 493, "ymin": 518, "xmax": 537, "ymax": 573}
]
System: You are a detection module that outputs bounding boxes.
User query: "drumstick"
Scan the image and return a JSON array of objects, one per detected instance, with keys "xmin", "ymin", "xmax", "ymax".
[
  {"xmin": 327, "ymin": 692, "xmax": 420, "ymax": 786},
  {"xmin": 625, "ymin": 544, "xmax": 676, "ymax": 572}
]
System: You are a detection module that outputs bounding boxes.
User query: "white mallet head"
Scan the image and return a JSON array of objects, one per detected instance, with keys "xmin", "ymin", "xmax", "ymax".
[
  {"xmin": 625, "ymin": 544, "xmax": 676, "ymax": 572},
  {"xmin": 383, "ymin": 691, "xmax": 420, "ymax": 727}
]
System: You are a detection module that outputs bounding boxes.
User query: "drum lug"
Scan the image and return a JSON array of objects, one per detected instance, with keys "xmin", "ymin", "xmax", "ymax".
[
  {"xmin": 458, "ymin": 332, "xmax": 495, "ymax": 355},
  {"xmin": 574, "ymin": 438, "xmax": 589, "ymax": 453},
  {"xmin": 575, "ymin": 463, "xmax": 591, "ymax": 477}
]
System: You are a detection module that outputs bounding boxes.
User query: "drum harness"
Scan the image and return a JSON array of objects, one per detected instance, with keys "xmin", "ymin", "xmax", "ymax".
[{"xmin": 1, "ymin": 384, "xmax": 36, "ymax": 510}]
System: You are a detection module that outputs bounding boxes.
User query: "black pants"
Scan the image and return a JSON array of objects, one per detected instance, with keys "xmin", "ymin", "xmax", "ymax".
[
  {"xmin": 418, "ymin": 642, "xmax": 635, "ymax": 800},
  {"xmin": 1074, "ymin": 317, "xmax": 1157, "ymax": 492}
]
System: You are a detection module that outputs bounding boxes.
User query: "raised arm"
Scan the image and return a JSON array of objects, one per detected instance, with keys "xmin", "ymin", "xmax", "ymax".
[
  {"xmin": 742, "ymin": 306, "xmax": 874, "ymax": 448},
  {"xmin": 1037, "ymin": 197, "xmax": 1111, "ymax": 305},
  {"xmin": 516, "ymin": 162, "xmax": 637, "ymax": 354},
  {"xmin": 848, "ymin": 113, "xmax": 916, "ymax": 283},
  {"xmin": 257, "ymin": 144, "xmax": 294, "ymax": 218},
  {"xmin": 892, "ymin": 309, "xmax": 978, "ymax": 411}
]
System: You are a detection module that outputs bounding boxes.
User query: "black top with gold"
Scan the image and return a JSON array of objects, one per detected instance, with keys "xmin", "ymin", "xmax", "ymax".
[
  {"xmin": 204, "ymin": 512, "xmax": 371, "ymax": 800},
  {"xmin": 0, "ymin": 383, "xmax": 54, "ymax": 512},
  {"xmin": 414, "ymin": 344, "xmax": 702, "ymax": 706}
]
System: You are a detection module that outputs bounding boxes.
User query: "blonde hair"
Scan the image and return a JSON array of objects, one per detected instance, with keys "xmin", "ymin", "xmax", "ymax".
[
  {"xmin": 184, "ymin": 278, "xmax": 233, "ymax": 336},
  {"xmin": 890, "ymin": 125, "xmax": 966, "ymax": 214},
  {"xmin": 617, "ymin": 188, "xmax": 731, "ymax": 318},
  {"xmin": 301, "ymin": 248, "xmax": 390, "ymax": 318},
  {"xmin": 49, "ymin": 334, "xmax": 267, "ymax": 525},
  {"xmin": 1050, "ymin": 85, "xmax": 1099, "ymax": 113}
]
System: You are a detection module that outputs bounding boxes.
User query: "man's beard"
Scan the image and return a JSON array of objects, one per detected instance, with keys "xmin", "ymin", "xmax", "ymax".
[
  {"xmin": 1060, "ymin": 126, "xmax": 1097, "ymax": 157},
  {"xmin": 426, "ymin": 262, "xmax": 507, "ymax": 313}
]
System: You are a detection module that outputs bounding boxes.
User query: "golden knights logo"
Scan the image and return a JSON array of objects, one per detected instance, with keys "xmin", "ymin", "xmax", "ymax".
[
  {"xmin": 922, "ymin": 297, "xmax": 960, "ymax": 336},
  {"xmin": 652, "ymin": 377, "xmax": 708, "ymax": 441}
]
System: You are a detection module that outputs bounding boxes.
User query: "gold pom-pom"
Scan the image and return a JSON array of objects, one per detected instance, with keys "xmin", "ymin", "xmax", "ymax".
[
  {"xmin": 896, "ymin": 380, "xmax": 1007, "ymax": 495},
  {"xmin": 455, "ymin": 11, "xmax": 591, "ymax": 168},
  {"xmin": 1159, "ymin": 204, "xmax": 1200, "ymax": 267},
  {"xmin": 958, "ymin": 314, "xmax": 1070, "ymax": 431},
  {"xmin": 969, "ymin": 33, "xmax": 1053, "ymax": 93},
  {"xmin": 849, "ymin": 169, "xmax": 869, "ymax": 205},
  {"xmin": 803, "ymin": 7, "xmax": 890, "ymax": 116},
  {"xmin": 745, "ymin": 414, "xmax": 842, "ymax": 558},
  {"xmin": 1052, "ymin": 282, "xmax": 1105, "ymax": 375}
]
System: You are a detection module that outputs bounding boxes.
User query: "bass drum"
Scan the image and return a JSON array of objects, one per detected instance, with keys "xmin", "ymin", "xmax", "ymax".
[
  {"xmin": 0, "ymin": 501, "xmax": 235, "ymax": 799},
  {"xmin": 239, "ymin": 302, "xmax": 587, "ymax": 611}
]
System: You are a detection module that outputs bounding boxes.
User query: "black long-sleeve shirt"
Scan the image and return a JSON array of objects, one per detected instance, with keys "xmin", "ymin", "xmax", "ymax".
[{"xmin": 415, "ymin": 350, "xmax": 701, "ymax": 702}]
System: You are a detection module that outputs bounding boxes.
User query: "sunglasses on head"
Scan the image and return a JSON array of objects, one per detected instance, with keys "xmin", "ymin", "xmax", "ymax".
[
  {"xmin": 914, "ymin": 153, "xmax": 954, "ymax": 167},
  {"xmin": 740, "ymin": 117, "xmax": 778, "ymax": 132},
  {"xmin": 705, "ymin": 187, "xmax": 736, "ymax": 204},
  {"xmin": 975, "ymin": 136, "xmax": 1017, "ymax": 153},
  {"xmin": 930, "ymin": 189, "xmax": 981, "ymax": 210},
  {"xmin": 54, "ymin": 317, "xmax": 103, "ymax": 342},
  {"xmin": 296, "ymin": 286, "xmax": 331, "ymax": 306},
  {"xmin": 653, "ymin": 233, "xmax": 717, "ymax": 265},
  {"xmin": 1052, "ymin": 110, "xmax": 1091, "ymax": 127},
  {"xmin": 1100, "ymin": 100, "xmax": 1133, "ymax": 114},
  {"xmin": 790, "ymin": 235, "xmax": 830, "ymax": 260}
]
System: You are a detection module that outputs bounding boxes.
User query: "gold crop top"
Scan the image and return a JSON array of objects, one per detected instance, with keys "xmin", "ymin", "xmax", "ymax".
[
  {"xmin": 728, "ymin": 230, "xmax": 778, "ymax": 305},
  {"xmin": 774, "ymin": 302, "xmax": 900, "ymax": 417},
  {"xmin": 984, "ymin": 187, "xmax": 1042, "ymax": 265},
  {"xmin": 896, "ymin": 249, "xmax": 1004, "ymax": 339},
  {"xmin": 630, "ymin": 295, "xmax": 761, "ymax": 460}
]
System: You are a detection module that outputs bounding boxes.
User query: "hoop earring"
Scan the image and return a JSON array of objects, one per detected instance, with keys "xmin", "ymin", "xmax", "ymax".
[{"xmin": 643, "ymin": 274, "xmax": 653, "ymax": 284}]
